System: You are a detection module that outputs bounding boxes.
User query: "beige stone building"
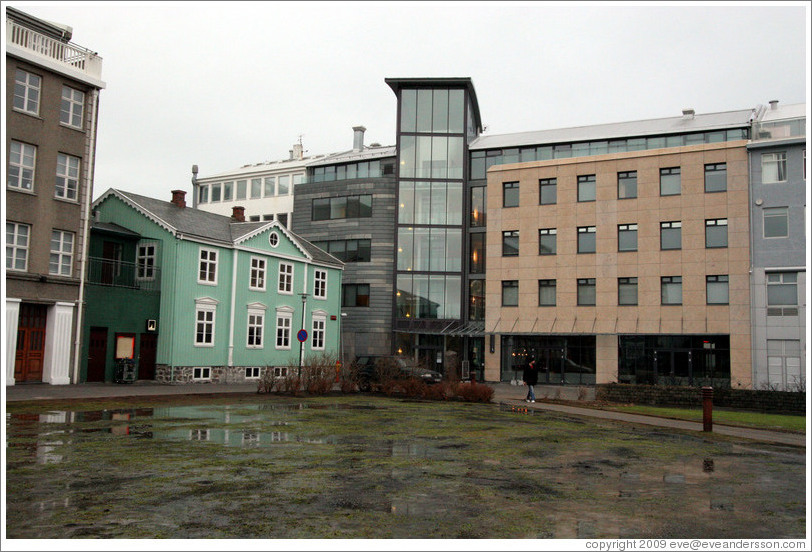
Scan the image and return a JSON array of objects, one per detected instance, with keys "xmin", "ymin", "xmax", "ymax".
[{"xmin": 483, "ymin": 141, "xmax": 751, "ymax": 387}]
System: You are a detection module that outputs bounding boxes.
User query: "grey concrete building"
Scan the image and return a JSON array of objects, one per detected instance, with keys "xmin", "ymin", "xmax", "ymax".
[
  {"xmin": 748, "ymin": 101, "xmax": 807, "ymax": 391},
  {"xmin": 5, "ymin": 7, "xmax": 105, "ymax": 385}
]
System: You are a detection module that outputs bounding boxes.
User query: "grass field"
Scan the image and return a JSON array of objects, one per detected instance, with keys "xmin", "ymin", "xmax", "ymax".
[{"xmin": 601, "ymin": 404, "xmax": 806, "ymax": 432}]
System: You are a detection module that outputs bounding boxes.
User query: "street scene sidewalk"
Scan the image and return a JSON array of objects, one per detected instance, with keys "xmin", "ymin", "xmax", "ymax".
[{"xmin": 4, "ymin": 380, "xmax": 806, "ymax": 448}]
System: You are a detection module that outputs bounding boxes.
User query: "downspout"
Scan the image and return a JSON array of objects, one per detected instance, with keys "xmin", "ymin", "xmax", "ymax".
[
  {"xmin": 228, "ymin": 250, "xmax": 239, "ymax": 367},
  {"xmin": 71, "ymin": 88, "xmax": 99, "ymax": 384}
]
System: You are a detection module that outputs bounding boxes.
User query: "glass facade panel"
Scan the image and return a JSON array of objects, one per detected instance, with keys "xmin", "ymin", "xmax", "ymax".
[
  {"xmin": 430, "ymin": 182, "xmax": 448, "ymax": 224},
  {"xmin": 448, "ymin": 137, "xmax": 464, "ymax": 179},
  {"xmin": 469, "ymin": 280, "xmax": 485, "ymax": 320},
  {"xmin": 470, "ymin": 233, "xmax": 485, "ymax": 273},
  {"xmin": 431, "ymin": 136, "xmax": 448, "ymax": 179},
  {"xmin": 400, "ymin": 135, "xmax": 415, "ymax": 178},
  {"xmin": 470, "ymin": 187, "xmax": 486, "ymax": 227},
  {"xmin": 446, "ymin": 182, "xmax": 463, "ymax": 225},
  {"xmin": 429, "ymin": 228, "xmax": 447, "ymax": 272},
  {"xmin": 401, "ymin": 89, "xmax": 416, "ymax": 133},
  {"xmin": 399, "ymin": 182, "xmax": 415, "ymax": 224},
  {"xmin": 448, "ymin": 89, "xmax": 464, "ymax": 133},
  {"xmin": 414, "ymin": 181, "xmax": 432, "ymax": 224},
  {"xmin": 444, "ymin": 276, "xmax": 461, "ymax": 319},
  {"xmin": 432, "ymin": 89, "xmax": 449, "ymax": 133},
  {"xmin": 416, "ymin": 89, "xmax": 433, "ymax": 133},
  {"xmin": 415, "ymin": 136, "xmax": 432, "ymax": 179}
]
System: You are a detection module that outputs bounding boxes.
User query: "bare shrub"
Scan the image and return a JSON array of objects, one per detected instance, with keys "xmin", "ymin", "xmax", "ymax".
[
  {"xmin": 256, "ymin": 367, "xmax": 278, "ymax": 394},
  {"xmin": 278, "ymin": 369, "xmax": 303, "ymax": 395},
  {"xmin": 424, "ymin": 381, "xmax": 453, "ymax": 401},
  {"xmin": 455, "ymin": 381, "xmax": 495, "ymax": 403},
  {"xmin": 302, "ymin": 353, "xmax": 339, "ymax": 395},
  {"xmin": 375, "ymin": 357, "xmax": 404, "ymax": 396},
  {"xmin": 338, "ymin": 362, "xmax": 359, "ymax": 393},
  {"xmin": 401, "ymin": 377, "xmax": 428, "ymax": 398}
]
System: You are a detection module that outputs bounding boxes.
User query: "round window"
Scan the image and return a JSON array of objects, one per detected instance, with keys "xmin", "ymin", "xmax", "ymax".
[{"xmin": 269, "ymin": 231, "xmax": 279, "ymax": 247}]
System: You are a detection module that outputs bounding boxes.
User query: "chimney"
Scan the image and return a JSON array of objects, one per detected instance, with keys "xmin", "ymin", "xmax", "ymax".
[
  {"xmin": 292, "ymin": 142, "xmax": 304, "ymax": 160},
  {"xmin": 352, "ymin": 125, "xmax": 366, "ymax": 151},
  {"xmin": 681, "ymin": 108, "xmax": 695, "ymax": 119},
  {"xmin": 769, "ymin": 100, "xmax": 779, "ymax": 110},
  {"xmin": 231, "ymin": 206, "xmax": 245, "ymax": 222},
  {"xmin": 171, "ymin": 189, "xmax": 186, "ymax": 208}
]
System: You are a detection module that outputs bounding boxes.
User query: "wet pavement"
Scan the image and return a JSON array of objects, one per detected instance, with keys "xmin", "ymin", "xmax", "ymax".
[{"xmin": 4, "ymin": 380, "xmax": 806, "ymax": 447}]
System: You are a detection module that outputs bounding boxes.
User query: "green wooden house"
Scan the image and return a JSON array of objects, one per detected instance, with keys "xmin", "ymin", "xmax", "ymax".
[{"xmin": 81, "ymin": 189, "xmax": 344, "ymax": 383}]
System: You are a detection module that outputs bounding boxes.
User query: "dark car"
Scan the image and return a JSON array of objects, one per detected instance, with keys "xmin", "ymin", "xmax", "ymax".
[{"xmin": 354, "ymin": 355, "xmax": 443, "ymax": 391}]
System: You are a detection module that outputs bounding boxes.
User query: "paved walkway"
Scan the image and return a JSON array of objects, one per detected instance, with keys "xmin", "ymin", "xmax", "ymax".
[{"xmin": 4, "ymin": 380, "xmax": 806, "ymax": 448}]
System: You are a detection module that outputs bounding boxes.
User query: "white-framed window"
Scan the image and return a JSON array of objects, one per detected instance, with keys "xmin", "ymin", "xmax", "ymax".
[
  {"xmin": 60, "ymin": 86, "xmax": 85, "ymax": 129},
  {"xmin": 6, "ymin": 222, "xmax": 30, "ymax": 271},
  {"xmin": 198, "ymin": 184, "xmax": 209, "ymax": 204},
  {"xmin": 198, "ymin": 248, "xmax": 218, "ymax": 284},
  {"xmin": 194, "ymin": 298, "xmax": 218, "ymax": 347},
  {"xmin": 767, "ymin": 272, "xmax": 798, "ymax": 316},
  {"xmin": 190, "ymin": 427, "xmax": 210, "ymax": 439},
  {"xmin": 13, "ymin": 69, "xmax": 40, "ymax": 115},
  {"xmin": 55, "ymin": 153, "xmax": 80, "ymax": 200},
  {"xmin": 273, "ymin": 366, "xmax": 289, "ymax": 378},
  {"xmin": 766, "ymin": 340, "xmax": 803, "ymax": 391},
  {"xmin": 247, "ymin": 306, "xmax": 265, "ymax": 349},
  {"xmin": 762, "ymin": 152, "xmax": 787, "ymax": 183},
  {"xmin": 314, "ymin": 269, "xmax": 327, "ymax": 299},
  {"xmin": 251, "ymin": 178, "xmax": 262, "ymax": 199},
  {"xmin": 192, "ymin": 367, "xmax": 211, "ymax": 381},
  {"xmin": 245, "ymin": 367, "xmax": 261, "ymax": 379},
  {"xmin": 311, "ymin": 315, "xmax": 326, "ymax": 351},
  {"xmin": 8, "ymin": 141, "xmax": 36, "ymax": 191},
  {"xmin": 137, "ymin": 241, "xmax": 157, "ymax": 280},
  {"xmin": 269, "ymin": 231, "xmax": 279, "ymax": 247},
  {"xmin": 275, "ymin": 308, "xmax": 293, "ymax": 350},
  {"xmin": 278, "ymin": 262, "xmax": 293, "ymax": 294},
  {"xmin": 250, "ymin": 257, "xmax": 266, "ymax": 290},
  {"xmin": 49, "ymin": 230, "xmax": 74, "ymax": 276},
  {"xmin": 264, "ymin": 176, "xmax": 276, "ymax": 197}
]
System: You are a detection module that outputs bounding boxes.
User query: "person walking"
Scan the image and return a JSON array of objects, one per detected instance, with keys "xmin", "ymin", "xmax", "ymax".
[{"xmin": 522, "ymin": 357, "xmax": 538, "ymax": 403}]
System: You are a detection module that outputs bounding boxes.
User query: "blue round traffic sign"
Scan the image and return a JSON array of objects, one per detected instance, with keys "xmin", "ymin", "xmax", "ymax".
[{"xmin": 297, "ymin": 329, "xmax": 308, "ymax": 342}]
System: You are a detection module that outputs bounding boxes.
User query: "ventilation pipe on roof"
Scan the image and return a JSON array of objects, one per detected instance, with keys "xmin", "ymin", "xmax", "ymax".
[
  {"xmin": 353, "ymin": 126, "xmax": 366, "ymax": 151},
  {"xmin": 769, "ymin": 100, "xmax": 779, "ymax": 110},
  {"xmin": 682, "ymin": 108, "xmax": 695, "ymax": 119},
  {"xmin": 191, "ymin": 165, "xmax": 199, "ymax": 208}
]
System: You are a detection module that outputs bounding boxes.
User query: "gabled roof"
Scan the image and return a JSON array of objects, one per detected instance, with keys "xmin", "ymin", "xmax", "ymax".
[
  {"xmin": 93, "ymin": 188, "xmax": 343, "ymax": 269},
  {"xmin": 469, "ymin": 108, "xmax": 756, "ymax": 150}
]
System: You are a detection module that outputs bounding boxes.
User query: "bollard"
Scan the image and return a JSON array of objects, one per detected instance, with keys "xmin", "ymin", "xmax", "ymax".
[{"xmin": 701, "ymin": 386, "xmax": 713, "ymax": 432}]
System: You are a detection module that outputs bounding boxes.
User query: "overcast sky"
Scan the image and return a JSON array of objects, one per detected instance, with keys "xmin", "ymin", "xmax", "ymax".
[{"xmin": 7, "ymin": 1, "xmax": 810, "ymax": 202}]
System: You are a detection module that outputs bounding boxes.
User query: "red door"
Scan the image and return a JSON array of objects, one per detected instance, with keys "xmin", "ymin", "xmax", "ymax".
[
  {"xmin": 14, "ymin": 304, "xmax": 47, "ymax": 382},
  {"xmin": 87, "ymin": 327, "xmax": 108, "ymax": 382},
  {"xmin": 138, "ymin": 333, "xmax": 158, "ymax": 380}
]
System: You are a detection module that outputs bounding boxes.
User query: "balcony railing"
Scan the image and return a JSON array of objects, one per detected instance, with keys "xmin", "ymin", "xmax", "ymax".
[
  {"xmin": 6, "ymin": 17, "xmax": 103, "ymax": 81},
  {"xmin": 86, "ymin": 257, "xmax": 161, "ymax": 292}
]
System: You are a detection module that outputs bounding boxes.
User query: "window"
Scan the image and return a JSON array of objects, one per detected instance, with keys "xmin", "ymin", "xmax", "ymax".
[
  {"xmin": 767, "ymin": 272, "xmax": 798, "ymax": 316},
  {"xmin": 247, "ymin": 310, "xmax": 264, "ymax": 348},
  {"xmin": 245, "ymin": 367, "xmax": 261, "ymax": 379},
  {"xmin": 469, "ymin": 233, "xmax": 485, "ymax": 273},
  {"xmin": 577, "ymin": 174, "xmax": 596, "ymax": 202},
  {"xmin": 312, "ymin": 195, "xmax": 373, "ymax": 221},
  {"xmin": 55, "ymin": 153, "xmax": 80, "ymax": 200},
  {"xmin": 617, "ymin": 171, "xmax": 637, "ymax": 199},
  {"xmin": 618, "ymin": 277, "xmax": 638, "ymax": 305},
  {"xmin": 6, "ymin": 222, "xmax": 30, "ymax": 271},
  {"xmin": 13, "ymin": 69, "xmax": 40, "ymax": 115},
  {"xmin": 503, "ymin": 182, "xmax": 519, "ymax": 207},
  {"xmin": 195, "ymin": 306, "xmax": 216, "ymax": 346},
  {"xmin": 236, "ymin": 180, "xmax": 247, "ymax": 200},
  {"xmin": 60, "ymin": 86, "xmax": 85, "ymax": 128},
  {"xmin": 502, "ymin": 280, "xmax": 518, "ymax": 306},
  {"xmin": 538, "ymin": 279, "xmax": 556, "ymax": 306},
  {"xmin": 311, "ymin": 239, "xmax": 372, "ymax": 263},
  {"xmin": 704, "ymin": 163, "xmax": 727, "ymax": 193},
  {"xmin": 577, "ymin": 278, "xmax": 596, "ymax": 306},
  {"xmin": 502, "ymin": 230, "xmax": 519, "ymax": 257},
  {"xmin": 276, "ymin": 311, "xmax": 292, "ymax": 349},
  {"xmin": 342, "ymin": 284, "xmax": 370, "ymax": 307},
  {"xmin": 250, "ymin": 257, "xmax": 266, "ymax": 290},
  {"xmin": 49, "ymin": 230, "xmax": 74, "ymax": 276},
  {"xmin": 198, "ymin": 248, "xmax": 218, "ymax": 284},
  {"xmin": 762, "ymin": 152, "xmax": 787, "ymax": 183},
  {"xmin": 763, "ymin": 207, "xmax": 788, "ymax": 238},
  {"xmin": 264, "ymin": 177, "xmax": 275, "ymax": 196},
  {"xmin": 660, "ymin": 167, "xmax": 681, "ymax": 196},
  {"xmin": 705, "ymin": 219, "xmax": 728, "ymax": 248},
  {"xmin": 539, "ymin": 178, "xmax": 557, "ymax": 205},
  {"xmin": 8, "ymin": 141, "xmax": 36, "ymax": 191},
  {"xmin": 706, "ymin": 275, "xmax": 729, "ymax": 305},
  {"xmin": 618, "ymin": 224, "xmax": 638, "ymax": 252},
  {"xmin": 470, "ymin": 187, "xmax": 487, "ymax": 227},
  {"xmin": 278, "ymin": 175, "xmax": 290, "ymax": 196},
  {"xmin": 211, "ymin": 183, "xmax": 222, "ymax": 202},
  {"xmin": 661, "ymin": 276, "xmax": 682, "ymax": 305},
  {"xmin": 660, "ymin": 221, "xmax": 682, "ymax": 250},
  {"xmin": 192, "ymin": 368, "xmax": 211, "ymax": 381},
  {"xmin": 537, "ymin": 228, "xmax": 556, "ymax": 256},
  {"xmin": 269, "ymin": 231, "xmax": 279, "ymax": 247},
  {"xmin": 314, "ymin": 269, "xmax": 327, "ymax": 299},
  {"xmin": 222, "ymin": 181, "xmax": 233, "ymax": 201},
  {"xmin": 251, "ymin": 178, "xmax": 262, "ymax": 199},
  {"xmin": 312, "ymin": 316, "xmax": 325, "ymax": 350},
  {"xmin": 577, "ymin": 226, "xmax": 596, "ymax": 254},
  {"xmin": 766, "ymin": 340, "xmax": 803, "ymax": 391},
  {"xmin": 273, "ymin": 366, "xmax": 289, "ymax": 378},
  {"xmin": 278, "ymin": 262, "xmax": 293, "ymax": 294},
  {"xmin": 137, "ymin": 242, "xmax": 157, "ymax": 280}
]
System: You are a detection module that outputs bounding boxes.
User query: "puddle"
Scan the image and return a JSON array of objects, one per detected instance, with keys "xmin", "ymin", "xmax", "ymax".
[{"xmin": 5, "ymin": 396, "xmax": 806, "ymax": 539}]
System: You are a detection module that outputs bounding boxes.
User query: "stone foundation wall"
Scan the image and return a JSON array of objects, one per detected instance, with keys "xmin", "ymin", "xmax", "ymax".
[
  {"xmin": 155, "ymin": 365, "xmax": 269, "ymax": 385},
  {"xmin": 595, "ymin": 384, "xmax": 806, "ymax": 415}
]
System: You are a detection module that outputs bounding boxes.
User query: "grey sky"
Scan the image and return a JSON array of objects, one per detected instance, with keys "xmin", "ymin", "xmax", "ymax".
[{"xmin": 7, "ymin": 1, "xmax": 810, "ymax": 201}]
